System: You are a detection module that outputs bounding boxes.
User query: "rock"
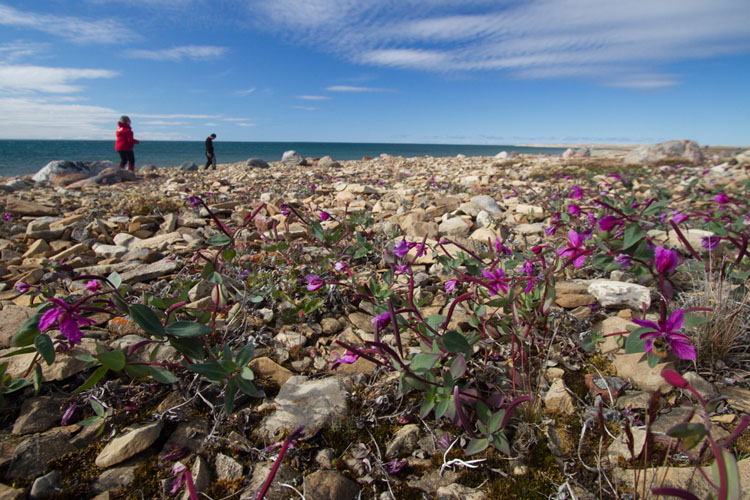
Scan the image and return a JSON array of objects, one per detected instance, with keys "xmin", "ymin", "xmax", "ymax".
[
  {"xmin": 598, "ymin": 316, "xmax": 638, "ymax": 354},
  {"xmin": 385, "ymin": 424, "xmax": 420, "ymax": 458},
  {"xmin": 438, "ymin": 217, "xmax": 471, "ymax": 238},
  {"xmin": 92, "ymin": 243, "xmax": 129, "ymax": 259},
  {"xmin": 249, "ymin": 357, "xmax": 294, "ymax": 387},
  {"xmin": 246, "ymin": 158, "xmax": 270, "ymax": 169},
  {"xmin": 584, "ymin": 374, "xmax": 627, "ymax": 403},
  {"xmin": 12, "ymin": 396, "xmax": 63, "ymax": 435},
  {"xmin": 720, "ymin": 386, "xmax": 750, "ymax": 413},
  {"xmin": 555, "ymin": 293, "xmax": 595, "ymax": 308},
  {"xmin": 7, "ymin": 430, "xmax": 75, "ymax": 479},
  {"xmin": 562, "ymin": 147, "xmax": 590, "ymax": 158},
  {"xmin": 184, "ymin": 456, "xmax": 211, "ymax": 500},
  {"xmin": 243, "ymin": 462, "xmax": 300, "ymax": 500},
  {"xmin": 30, "ymin": 470, "xmax": 62, "ymax": 499},
  {"xmin": 587, "ymin": 279, "xmax": 651, "ymax": 309},
  {"xmin": 607, "ymin": 428, "xmax": 647, "ymax": 462},
  {"xmin": 92, "ymin": 466, "xmax": 136, "ymax": 494},
  {"xmin": 495, "ymin": 151, "xmax": 515, "ymax": 159},
  {"xmin": 514, "ymin": 204, "xmax": 545, "ymax": 220},
  {"xmin": 5, "ymin": 198, "xmax": 57, "ymax": 217},
  {"xmin": 437, "ymin": 483, "xmax": 486, "ymax": 500},
  {"xmin": 0, "ymin": 305, "xmax": 34, "ymax": 348},
  {"xmin": 304, "ymin": 470, "xmax": 360, "ymax": 500},
  {"xmin": 624, "ymin": 139, "xmax": 704, "ymax": 165},
  {"xmin": 318, "ymin": 156, "xmax": 341, "ymax": 168},
  {"xmin": 469, "ymin": 195, "xmax": 503, "ymax": 214},
  {"xmin": 320, "ymin": 317, "xmax": 343, "ymax": 335},
  {"xmin": 215, "ymin": 453, "xmax": 243, "ymax": 480},
  {"xmin": 616, "ymin": 390, "xmax": 655, "ymax": 410},
  {"xmin": 281, "ymin": 150, "xmax": 304, "ymax": 166},
  {"xmin": 682, "ymin": 371, "xmax": 717, "ymax": 399},
  {"xmin": 180, "ymin": 162, "xmax": 199, "ymax": 171},
  {"xmin": 544, "ymin": 378, "xmax": 576, "ymax": 414},
  {"xmin": 32, "ymin": 160, "xmax": 116, "ymax": 183},
  {"xmin": 95, "ymin": 421, "xmax": 164, "ymax": 468},
  {"xmin": 259, "ymin": 376, "xmax": 349, "ymax": 440},
  {"xmin": 612, "ymin": 353, "xmax": 674, "ymax": 392},
  {"xmin": 0, "ymin": 483, "xmax": 25, "ymax": 500},
  {"xmin": 120, "ymin": 258, "xmax": 180, "ymax": 284},
  {"xmin": 1, "ymin": 338, "xmax": 98, "ymax": 381}
]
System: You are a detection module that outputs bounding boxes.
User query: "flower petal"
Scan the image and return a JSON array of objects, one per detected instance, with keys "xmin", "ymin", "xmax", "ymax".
[{"xmin": 38, "ymin": 308, "xmax": 62, "ymax": 331}]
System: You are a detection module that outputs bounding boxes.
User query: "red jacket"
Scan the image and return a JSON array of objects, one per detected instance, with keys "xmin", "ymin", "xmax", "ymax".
[{"xmin": 115, "ymin": 122, "xmax": 139, "ymax": 151}]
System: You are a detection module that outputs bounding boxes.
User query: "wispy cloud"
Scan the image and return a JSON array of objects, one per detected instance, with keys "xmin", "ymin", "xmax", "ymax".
[
  {"xmin": 290, "ymin": 105, "xmax": 316, "ymax": 111},
  {"xmin": 326, "ymin": 85, "xmax": 392, "ymax": 93},
  {"xmin": 124, "ymin": 45, "xmax": 227, "ymax": 61},
  {"xmin": 0, "ymin": 96, "xmax": 115, "ymax": 139},
  {"xmin": 234, "ymin": 87, "xmax": 256, "ymax": 96},
  {"xmin": 0, "ymin": 65, "xmax": 118, "ymax": 93},
  {"xmin": 0, "ymin": 3, "xmax": 134, "ymax": 44},
  {"xmin": 297, "ymin": 95, "xmax": 330, "ymax": 100},
  {"xmin": 246, "ymin": 0, "xmax": 750, "ymax": 86},
  {"xmin": 0, "ymin": 41, "xmax": 48, "ymax": 64}
]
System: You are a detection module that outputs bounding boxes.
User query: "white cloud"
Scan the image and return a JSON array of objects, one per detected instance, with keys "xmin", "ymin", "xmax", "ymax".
[
  {"xmin": 0, "ymin": 96, "xmax": 115, "ymax": 139},
  {"xmin": 0, "ymin": 65, "xmax": 118, "ymax": 94},
  {"xmin": 297, "ymin": 95, "xmax": 330, "ymax": 100},
  {"xmin": 0, "ymin": 4, "xmax": 134, "ymax": 44},
  {"xmin": 290, "ymin": 105, "xmax": 316, "ymax": 111},
  {"xmin": 234, "ymin": 87, "xmax": 256, "ymax": 96},
  {"xmin": 246, "ymin": 0, "xmax": 750, "ymax": 86},
  {"xmin": 326, "ymin": 85, "xmax": 392, "ymax": 93},
  {"xmin": 124, "ymin": 45, "xmax": 227, "ymax": 61},
  {"xmin": 0, "ymin": 41, "xmax": 47, "ymax": 64}
]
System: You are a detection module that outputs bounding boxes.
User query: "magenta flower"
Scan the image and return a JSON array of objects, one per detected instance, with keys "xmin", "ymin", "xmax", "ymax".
[
  {"xmin": 614, "ymin": 254, "xmax": 632, "ymax": 268},
  {"xmin": 170, "ymin": 462, "xmax": 187, "ymax": 494},
  {"xmin": 305, "ymin": 274, "xmax": 324, "ymax": 291},
  {"xmin": 569, "ymin": 186, "xmax": 583, "ymax": 199},
  {"xmin": 445, "ymin": 279, "xmax": 457, "ymax": 293},
  {"xmin": 654, "ymin": 246, "xmax": 679, "ymax": 274},
  {"xmin": 393, "ymin": 239, "xmax": 411, "ymax": 259},
  {"xmin": 84, "ymin": 280, "xmax": 102, "ymax": 292},
  {"xmin": 371, "ymin": 312, "xmax": 390, "ymax": 330},
  {"xmin": 632, "ymin": 309, "xmax": 696, "ymax": 360},
  {"xmin": 671, "ymin": 212, "xmax": 688, "ymax": 224},
  {"xmin": 385, "ymin": 459, "xmax": 408, "ymax": 474},
  {"xmin": 2, "ymin": 212, "xmax": 11, "ymax": 222},
  {"xmin": 482, "ymin": 267, "xmax": 509, "ymax": 295},
  {"xmin": 597, "ymin": 215, "xmax": 620, "ymax": 232},
  {"xmin": 60, "ymin": 402, "xmax": 77, "ymax": 426},
  {"xmin": 280, "ymin": 204, "xmax": 292, "ymax": 217},
  {"xmin": 522, "ymin": 261, "xmax": 537, "ymax": 293},
  {"xmin": 714, "ymin": 193, "xmax": 731, "ymax": 204},
  {"xmin": 701, "ymin": 236, "xmax": 720, "ymax": 250},
  {"xmin": 38, "ymin": 298, "xmax": 96, "ymax": 345},
  {"xmin": 15, "ymin": 281, "xmax": 31, "ymax": 293},
  {"xmin": 557, "ymin": 229, "xmax": 587, "ymax": 268},
  {"xmin": 544, "ymin": 225, "xmax": 556, "ymax": 237},
  {"xmin": 186, "ymin": 195, "xmax": 202, "ymax": 208},
  {"xmin": 330, "ymin": 350, "xmax": 359, "ymax": 370},
  {"xmin": 319, "ymin": 210, "xmax": 330, "ymax": 221},
  {"xmin": 494, "ymin": 237, "xmax": 511, "ymax": 255},
  {"xmin": 568, "ymin": 204, "xmax": 581, "ymax": 216}
]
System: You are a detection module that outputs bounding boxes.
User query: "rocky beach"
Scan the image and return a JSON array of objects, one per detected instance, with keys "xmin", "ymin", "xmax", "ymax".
[{"xmin": 0, "ymin": 140, "xmax": 749, "ymax": 499}]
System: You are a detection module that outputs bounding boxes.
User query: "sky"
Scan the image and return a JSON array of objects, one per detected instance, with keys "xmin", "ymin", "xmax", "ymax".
[{"xmin": 0, "ymin": 0, "xmax": 749, "ymax": 146}]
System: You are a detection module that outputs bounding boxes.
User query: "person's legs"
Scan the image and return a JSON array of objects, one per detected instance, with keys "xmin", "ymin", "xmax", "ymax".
[
  {"xmin": 211, "ymin": 155, "xmax": 217, "ymax": 170},
  {"xmin": 125, "ymin": 151, "xmax": 135, "ymax": 171},
  {"xmin": 118, "ymin": 150, "xmax": 128, "ymax": 168},
  {"xmin": 205, "ymin": 154, "xmax": 212, "ymax": 170}
]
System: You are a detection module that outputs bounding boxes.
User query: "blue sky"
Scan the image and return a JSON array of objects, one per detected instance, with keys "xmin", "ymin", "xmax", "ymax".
[{"xmin": 0, "ymin": 0, "xmax": 749, "ymax": 145}]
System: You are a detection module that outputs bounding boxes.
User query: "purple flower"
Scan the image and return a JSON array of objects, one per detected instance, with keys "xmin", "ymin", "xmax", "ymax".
[
  {"xmin": 482, "ymin": 267, "xmax": 509, "ymax": 295},
  {"xmin": 280, "ymin": 204, "xmax": 292, "ymax": 217},
  {"xmin": 714, "ymin": 193, "xmax": 731, "ymax": 204},
  {"xmin": 385, "ymin": 459, "xmax": 408, "ymax": 474},
  {"xmin": 330, "ymin": 350, "xmax": 359, "ymax": 370},
  {"xmin": 240, "ymin": 269, "xmax": 251, "ymax": 279},
  {"xmin": 170, "ymin": 462, "xmax": 187, "ymax": 494},
  {"xmin": 701, "ymin": 236, "xmax": 720, "ymax": 251},
  {"xmin": 186, "ymin": 195, "xmax": 202, "ymax": 208},
  {"xmin": 614, "ymin": 254, "xmax": 632, "ymax": 268},
  {"xmin": 15, "ymin": 281, "xmax": 31, "ymax": 293},
  {"xmin": 38, "ymin": 298, "xmax": 96, "ymax": 345},
  {"xmin": 2, "ymin": 212, "xmax": 11, "ymax": 222},
  {"xmin": 654, "ymin": 246, "xmax": 679, "ymax": 274},
  {"xmin": 305, "ymin": 274, "xmax": 324, "ymax": 291},
  {"xmin": 494, "ymin": 237, "xmax": 511, "ymax": 255},
  {"xmin": 598, "ymin": 215, "xmax": 620, "ymax": 232},
  {"xmin": 557, "ymin": 230, "xmax": 587, "ymax": 268},
  {"xmin": 371, "ymin": 312, "xmax": 390, "ymax": 330},
  {"xmin": 632, "ymin": 309, "xmax": 696, "ymax": 360},
  {"xmin": 60, "ymin": 402, "xmax": 77, "ymax": 426},
  {"xmin": 319, "ymin": 210, "xmax": 330, "ymax": 221},
  {"xmin": 394, "ymin": 263, "xmax": 410, "ymax": 275},
  {"xmin": 569, "ymin": 185, "xmax": 583, "ymax": 199},
  {"xmin": 568, "ymin": 204, "xmax": 581, "ymax": 216},
  {"xmin": 84, "ymin": 280, "xmax": 102, "ymax": 292},
  {"xmin": 445, "ymin": 279, "xmax": 457, "ymax": 293},
  {"xmin": 522, "ymin": 261, "xmax": 536, "ymax": 293},
  {"xmin": 544, "ymin": 225, "xmax": 556, "ymax": 237},
  {"xmin": 393, "ymin": 239, "xmax": 411, "ymax": 259},
  {"xmin": 671, "ymin": 212, "xmax": 688, "ymax": 224},
  {"xmin": 334, "ymin": 261, "xmax": 346, "ymax": 272}
]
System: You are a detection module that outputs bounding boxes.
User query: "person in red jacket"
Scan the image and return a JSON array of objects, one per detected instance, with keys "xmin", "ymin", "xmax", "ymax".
[{"xmin": 115, "ymin": 115, "xmax": 140, "ymax": 170}]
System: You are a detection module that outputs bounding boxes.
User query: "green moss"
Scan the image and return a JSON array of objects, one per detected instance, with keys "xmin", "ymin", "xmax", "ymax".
[
  {"xmin": 116, "ymin": 455, "xmax": 164, "ymax": 499},
  {"xmin": 483, "ymin": 440, "xmax": 563, "ymax": 499},
  {"xmin": 47, "ymin": 440, "xmax": 105, "ymax": 489},
  {"xmin": 207, "ymin": 477, "xmax": 245, "ymax": 498}
]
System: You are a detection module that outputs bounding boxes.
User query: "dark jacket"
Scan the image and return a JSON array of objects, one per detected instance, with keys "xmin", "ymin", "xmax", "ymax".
[
  {"xmin": 115, "ymin": 122, "xmax": 139, "ymax": 151},
  {"xmin": 205, "ymin": 137, "xmax": 214, "ymax": 156}
]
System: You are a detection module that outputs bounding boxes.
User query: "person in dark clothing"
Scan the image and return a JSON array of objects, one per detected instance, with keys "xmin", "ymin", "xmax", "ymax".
[
  {"xmin": 205, "ymin": 134, "xmax": 217, "ymax": 170},
  {"xmin": 115, "ymin": 115, "xmax": 139, "ymax": 170}
]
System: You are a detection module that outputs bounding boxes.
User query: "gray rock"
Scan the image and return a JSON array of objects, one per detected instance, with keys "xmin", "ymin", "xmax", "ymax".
[
  {"xmin": 92, "ymin": 243, "xmax": 129, "ymax": 259},
  {"xmin": 7, "ymin": 430, "xmax": 75, "ymax": 480},
  {"xmin": 624, "ymin": 139, "xmax": 704, "ymax": 165},
  {"xmin": 469, "ymin": 195, "xmax": 503, "ymax": 214},
  {"xmin": 259, "ymin": 376, "xmax": 349, "ymax": 440},
  {"xmin": 12, "ymin": 396, "xmax": 63, "ymax": 435},
  {"xmin": 0, "ymin": 305, "xmax": 34, "ymax": 349},
  {"xmin": 385, "ymin": 424, "xmax": 420, "ymax": 458},
  {"xmin": 318, "ymin": 156, "xmax": 341, "ymax": 168},
  {"xmin": 437, "ymin": 483, "xmax": 486, "ymax": 500},
  {"xmin": 180, "ymin": 162, "xmax": 199, "ymax": 171},
  {"xmin": 544, "ymin": 378, "xmax": 576, "ymax": 415},
  {"xmin": 92, "ymin": 466, "xmax": 136, "ymax": 494},
  {"xmin": 0, "ymin": 483, "xmax": 25, "ymax": 500},
  {"xmin": 215, "ymin": 453, "xmax": 243, "ymax": 480},
  {"xmin": 95, "ymin": 421, "xmax": 164, "ymax": 468},
  {"xmin": 30, "ymin": 470, "xmax": 63, "ymax": 499},
  {"xmin": 246, "ymin": 157, "xmax": 270, "ymax": 169},
  {"xmin": 281, "ymin": 150, "xmax": 304, "ymax": 166},
  {"xmin": 120, "ymin": 258, "xmax": 180, "ymax": 284},
  {"xmin": 438, "ymin": 217, "xmax": 471, "ymax": 238},
  {"xmin": 587, "ymin": 280, "xmax": 651, "ymax": 310},
  {"xmin": 183, "ymin": 456, "xmax": 210, "ymax": 500},
  {"xmin": 243, "ymin": 462, "xmax": 300, "ymax": 500},
  {"xmin": 304, "ymin": 470, "xmax": 360, "ymax": 500},
  {"xmin": 612, "ymin": 352, "xmax": 674, "ymax": 393},
  {"xmin": 32, "ymin": 160, "xmax": 116, "ymax": 183}
]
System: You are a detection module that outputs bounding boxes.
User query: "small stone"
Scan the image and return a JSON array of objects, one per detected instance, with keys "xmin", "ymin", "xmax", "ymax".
[
  {"xmin": 437, "ymin": 483, "xmax": 486, "ymax": 500},
  {"xmin": 243, "ymin": 462, "xmax": 299, "ymax": 500},
  {"xmin": 249, "ymin": 357, "xmax": 293, "ymax": 387},
  {"xmin": 30, "ymin": 470, "xmax": 62, "ymax": 499},
  {"xmin": 587, "ymin": 279, "xmax": 651, "ymax": 310},
  {"xmin": 95, "ymin": 421, "xmax": 164, "ymax": 468},
  {"xmin": 612, "ymin": 352, "xmax": 673, "ymax": 393},
  {"xmin": 304, "ymin": 470, "xmax": 360, "ymax": 500},
  {"xmin": 385, "ymin": 424, "xmax": 420, "ymax": 459},
  {"xmin": 544, "ymin": 378, "xmax": 576, "ymax": 415},
  {"xmin": 0, "ymin": 482, "xmax": 26, "ymax": 500},
  {"xmin": 215, "ymin": 453, "xmax": 243, "ymax": 480},
  {"xmin": 12, "ymin": 396, "xmax": 63, "ymax": 435}
]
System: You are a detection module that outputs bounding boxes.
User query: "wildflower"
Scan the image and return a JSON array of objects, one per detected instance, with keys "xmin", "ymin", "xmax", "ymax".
[
  {"xmin": 330, "ymin": 350, "xmax": 359, "ymax": 370},
  {"xmin": 170, "ymin": 462, "xmax": 187, "ymax": 494},
  {"xmin": 186, "ymin": 195, "xmax": 201, "ymax": 208},
  {"xmin": 394, "ymin": 263, "xmax": 410, "ymax": 275},
  {"xmin": 481, "ymin": 267, "xmax": 509, "ymax": 295},
  {"xmin": 386, "ymin": 459, "xmax": 408, "ymax": 474},
  {"xmin": 84, "ymin": 280, "xmax": 102, "ymax": 292},
  {"xmin": 60, "ymin": 402, "xmax": 76, "ymax": 426},
  {"xmin": 714, "ymin": 193, "xmax": 731, "ymax": 204},
  {"xmin": 614, "ymin": 254, "xmax": 632, "ymax": 268},
  {"xmin": 334, "ymin": 261, "xmax": 347, "ymax": 272},
  {"xmin": 653, "ymin": 246, "xmax": 679, "ymax": 274},
  {"xmin": 701, "ymin": 236, "xmax": 720, "ymax": 251},
  {"xmin": 305, "ymin": 274, "xmax": 324, "ymax": 292},
  {"xmin": 161, "ymin": 445, "xmax": 189, "ymax": 461},
  {"xmin": 15, "ymin": 281, "xmax": 31, "ymax": 293},
  {"xmin": 598, "ymin": 215, "xmax": 620, "ymax": 232},
  {"xmin": 671, "ymin": 212, "xmax": 688, "ymax": 224},
  {"xmin": 393, "ymin": 239, "xmax": 411, "ymax": 259},
  {"xmin": 38, "ymin": 298, "xmax": 96, "ymax": 345},
  {"xmin": 632, "ymin": 309, "xmax": 696, "ymax": 360},
  {"xmin": 319, "ymin": 210, "xmax": 330, "ymax": 221},
  {"xmin": 522, "ymin": 261, "xmax": 537, "ymax": 293},
  {"xmin": 372, "ymin": 312, "xmax": 390, "ymax": 330},
  {"xmin": 240, "ymin": 269, "xmax": 251, "ymax": 279},
  {"xmin": 557, "ymin": 230, "xmax": 587, "ymax": 268},
  {"xmin": 445, "ymin": 279, "xmax": 457, "ymax": 293},
  {"xmin": 568, "ymin": 204, "xmax": 581, "ymax": 216},
  {"xmin": 280, "ymin": 204, "xmax": 292, "ymax": 217},
  {"xmin": 2, "ymin": 212, "xmax": 11, "ymax": 222},
  {"xmin": 544, "ymin": 225, "xmax": 556, "ymax": 237},
  {"xmin": 569, "ymin": 185, "xmax": 583, "ymax": 199},
  {"xmin": 494, "ymin": 237, "xmax": 511, "ymax": 255}
]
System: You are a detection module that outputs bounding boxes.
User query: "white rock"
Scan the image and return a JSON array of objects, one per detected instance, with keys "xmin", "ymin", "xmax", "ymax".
[{"xmin": 587, "ymin": 280, "xmax": 651, "ymax": 309}]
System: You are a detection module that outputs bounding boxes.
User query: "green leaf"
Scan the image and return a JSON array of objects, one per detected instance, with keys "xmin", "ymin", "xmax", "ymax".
[
  {"xmin": 707, "ymin": 220, "xmax": 727, "ymax": 237},
  {"xmin": 129, "ymin": 304, "xmax": 165, "ymax": 339},
  {"xmin": 34, "ymin": 334, "xmax": 55, "ymax": 365},
  {"xmin": 647, "ymin": 353, "xmax": 661, "ymax": 368},
  {"xmin": 435, "ymin": 397, "xmax": 451, "ymax": 419},
  {"xmin": 97, "ymin": 350, "xmax": 126, "ymax": 371},
  {"xmin": 443, "ymin": 331, "xmax": 471, "ymax": 356},
  {"xmin": 165, "ymin": 321, "xmax": 212, "ymax": 338},
  {"xmin": 148, "ymin": 366, "xmax": 178, "ymax": 384},
  {"xmin": 107, "ymin": 272, "xmax": 122, "ymax": 290},
  {"xmin": 420, "ymin": 396, "xmax": 436, "ymax": 419},
  {"xmin": 11, "ymin": 313, "xmax": 42, "ymax": 347},
  {"xmin": 74, "ymin": 366, "xmax": 108, "ymax": 393},
  {"xmin": 205, "ymin": 272, "xmax": 224, "ymax": 284},
  {"xmin": 624, "ymin": 327, "xmax": 651, "ymax": 354},
  {"xmin": 186, "ymin": 361, "xmax": 228, "ymax": 382},
  {"xmin": 1, "ymin": 346, "xmax": 36, "ymax": 358},
  {"xmin": 240, "ymin": 366, "xmax": 255, "ymax": 381},
  {"xmin": 622, "ymin": 223, "xmax": 646, "ymax": 250},
  {"xmin": 92, "ymin": 400, "xmax": 106, "ymax": 417},
  {"xmin": 235, "ymin": 343, "xmax": 255, "ymax": 367},
  {"xmin": 1, "ymin": 377, "xmax": 32, "ymax": 393},
  {"xmin": 465, "ymin": 437, "xmax": 490, "ymax": 456},
  {"xmin": 449, "ymin": 355, "xmax": 466, "ymax": 380},
  {"xmin": 224, "ymin": 377, "xmax": 238, "ymax": 414},
  {"xmin": 206, "ymin": 233, "xmax": 233, "ymax": 247},
  {"xmin": 667, "ymin": 422, "xmax": 706, "ymax": 439},
  {"xmin": 77, "ymin": 416, "xmax": 102, "ymax": 426},
  {"xmin": 237, "ymin": 377, "xmax": 262, "ymax": 397},
  {"xmin": 492, "ymin": 431, "xmax": 511, "ymax": 455},
  {"xmin": 489, "ymin": 410, "xmax": 506, "ymax": 433},
  {"xmin": 33, "ymin": 364, "xmax": 43, "ymax": 393},
  {"xmin": 683, "ymin": 313, "xmax": 709, "ymax": 328},
  {"xmin": 409, "ymin": 353, "xmax": 440, "ymax": 374},
  {"xmin": 712, "ymin": 449, "xmax": 742, "ymax": 500},
  {"xmin": 124, "ymin": 365, "xmax": 149, "ymax": 378},
  {"xmin": 169, "ymin": 338, "xmax": 205, "ymax": 360}
]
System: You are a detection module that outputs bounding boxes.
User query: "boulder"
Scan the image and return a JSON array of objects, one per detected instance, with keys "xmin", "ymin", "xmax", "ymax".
[
  {"xmin": 32, "ymin": 160, "xmax": 116, "ymax": 183},
  {"xmin": 180, "ymin": 162, "xmax": 199, "ymax": 171},
  {"xmin": 281, "ymin": 150, "xmax": 304, "ymax": 166},
  {"xmin": 624, "ymin": 140, "xmax": 704, "ymax": 165},
  {"xmin": 246, "ymin": 158, "xmax": 270, "ymax": 169}
]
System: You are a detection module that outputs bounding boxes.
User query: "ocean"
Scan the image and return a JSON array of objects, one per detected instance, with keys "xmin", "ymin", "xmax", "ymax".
[{"xmin": 0, "ymin": 140, "xmax": 565, "ymax": 178}]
